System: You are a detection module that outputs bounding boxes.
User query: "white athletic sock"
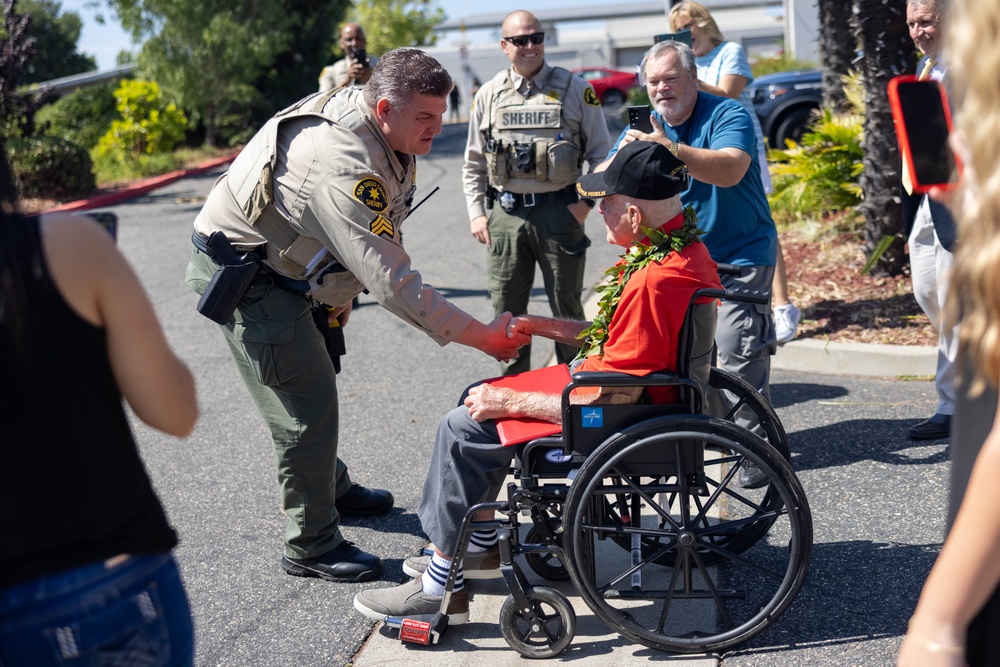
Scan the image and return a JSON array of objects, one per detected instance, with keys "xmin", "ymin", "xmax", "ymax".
[
  {"xmin": 468, "ymin": 529, "xmax": 498, "ymax": 554},
  {"xmin": 420, "ymin": 553, "xmax": 463, "ymax": 597}
]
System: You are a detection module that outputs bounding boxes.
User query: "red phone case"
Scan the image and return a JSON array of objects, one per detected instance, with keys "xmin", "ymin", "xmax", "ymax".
[{"xmin": 887, "ymin": 74, "xmax": 962, "ymax": 194}]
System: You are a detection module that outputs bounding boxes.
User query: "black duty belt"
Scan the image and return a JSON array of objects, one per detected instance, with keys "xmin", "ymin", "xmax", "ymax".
[
  {"xmin": 192, "ymin": 231, "xmax": 311, "ymax": 295},
  {"xmin": 491, "ymin": 185, "xmax": 579, "ymax": 213}
]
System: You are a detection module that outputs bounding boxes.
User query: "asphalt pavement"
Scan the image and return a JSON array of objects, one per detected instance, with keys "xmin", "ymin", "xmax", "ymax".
[{"xmin": 73, "ymin": 121, "xmax": 946, "ymax": 666}]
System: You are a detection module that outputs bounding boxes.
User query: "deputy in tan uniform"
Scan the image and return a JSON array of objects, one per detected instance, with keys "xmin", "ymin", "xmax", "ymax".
[
  {"xmin": 318, "ymin": 23, "xmax": 377, "ymax": 92},
  {"xmin": 186, "ymin": 48, "xmax": 529, "ymax": 584},
  {"xmin": 463, "ymin": 10, "xmax": 612, "ymax": 375}
]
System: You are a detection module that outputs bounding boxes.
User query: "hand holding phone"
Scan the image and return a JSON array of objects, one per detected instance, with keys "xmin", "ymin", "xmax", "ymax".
[
  {"xmin": 627, "ymin": 105, "xmax": 654, "ymax": 134},
  {"xmin": 888, "ymin": 75, "xmax": 962, "ymax": 194},
  {"xmin": 352, "ymin": 48, "xmax": 368, "ymax": 68}
]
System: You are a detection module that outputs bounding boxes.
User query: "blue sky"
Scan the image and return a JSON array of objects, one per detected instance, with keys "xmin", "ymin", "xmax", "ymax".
[{"xmin": 61, "ymin": 0, "xmax": 601, "ymax": 71}]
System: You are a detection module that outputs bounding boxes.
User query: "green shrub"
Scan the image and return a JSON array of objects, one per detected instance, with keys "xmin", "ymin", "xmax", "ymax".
[
  {"xmin": 768, "ymin": 109, "xmax": 864, "ymax": 220},
  {"xmin": 94, "ymin": 80, "xmax": 188, "ymax": 162},
  {"xmin": 752, "ymin": 54, "xmax": 818, "ymax": 78},
  {"xmin": 7, "ymin": 135, "xmax": 97, "ymax": 200},
  {"xmin": 90, "ymin": 150, "xmax": 183, "ymax": 184},
  {"xmin": 35, "ymin": 82, "xmax": 120, "ymax": 151},
  {"xmin": 767, "ymin": 72, "xmax": 864, "ymax": 223}
]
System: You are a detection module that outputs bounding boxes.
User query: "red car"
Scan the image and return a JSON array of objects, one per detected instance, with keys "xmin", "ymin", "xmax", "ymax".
[{"xmin": 571, "ymin": 67, "xmax": 639, "ymax": 107}]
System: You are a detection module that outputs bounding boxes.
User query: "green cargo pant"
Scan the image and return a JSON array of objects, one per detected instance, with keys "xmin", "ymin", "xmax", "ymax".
[
  {"xmin": 487, "ymin": 201, "xmax": 589, "ymax": 375},
  {"xmin": 186, "ymin": 246, "xmax": 351, "ymax": 559}
]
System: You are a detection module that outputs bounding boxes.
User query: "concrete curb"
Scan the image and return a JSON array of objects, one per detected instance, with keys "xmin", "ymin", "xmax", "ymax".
[
  {"xmin": 44, "ymin": 153, "xmax": 237, "ymax": 213},
  {"xmin": 773, "ymin": 336, "xmax": 936, "ymax": 377}
]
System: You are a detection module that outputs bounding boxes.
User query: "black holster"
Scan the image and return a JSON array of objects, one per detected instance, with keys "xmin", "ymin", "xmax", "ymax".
[
  {"xmin": 196, "ymin": 232, "xmax": 260, "ymax": 325},
  {"xmin": 311, "ymin": 306, "xmax": 347, "ymax": 374}
]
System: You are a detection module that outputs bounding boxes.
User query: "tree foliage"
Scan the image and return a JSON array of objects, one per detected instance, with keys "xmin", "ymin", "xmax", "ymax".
[
  {"xmin": 19, "ymin": 0, "xmax": 96, "ymax": 84},
  {"xmin": 106, "ymin": 0, "xmax": 299, "ymax": 146},
  {"xmin": 345, "ymin": 0, "xmax": 444, "ymax": 57},
  {"xmin": 1, "ymin": 0, "xmax": 46, "ymax": 138},
  {"xmin": 35, "ymin": 81, "xmax": 119, "ymax": 150},
  {"xmin": 248, "ymin": 0, "xmax": 348, "ymax": 140}
]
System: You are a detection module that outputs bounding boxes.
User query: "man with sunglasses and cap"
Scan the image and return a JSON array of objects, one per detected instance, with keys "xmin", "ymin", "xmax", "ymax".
[
  {"xmin": 354, "ymin": 141, "xmax": 721, "ymax": 625},
  {"xmin": 463, "ymin": 10, "xmax": 612, "ymax": 378}
]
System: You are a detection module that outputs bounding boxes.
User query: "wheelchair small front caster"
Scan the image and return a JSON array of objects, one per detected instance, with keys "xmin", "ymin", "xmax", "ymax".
[{"xmin": 499, "ymin": 586, "xmax": 575, "ymax": 658}]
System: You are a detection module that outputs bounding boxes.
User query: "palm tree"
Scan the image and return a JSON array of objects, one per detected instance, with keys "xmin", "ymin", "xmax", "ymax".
[
  {"xmin": 818, "ymin": 0, "xmax": 856, "ymax": 112},
  {"xmin": 853, "ymin": 0, "xmax": 918, "ymax": 276}
]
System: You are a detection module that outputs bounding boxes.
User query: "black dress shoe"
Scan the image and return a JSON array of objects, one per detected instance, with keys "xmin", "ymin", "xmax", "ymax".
[
  {"xmin": 738, "ymin": 460, "xmax": 769, "ymax": 489},
  {"xmin": 335, "ymin": 483, "xmax": 394, "ymax": 517},
  {"xmin": 908, "ymin": 413, "xmax": 952, "ymax": 440},
  {"xmin": 282, "ymin": 542, "xmax": 383, "ymax": 583}
]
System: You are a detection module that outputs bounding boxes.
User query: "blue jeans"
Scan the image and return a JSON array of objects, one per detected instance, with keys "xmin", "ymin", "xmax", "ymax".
[{"xmin": 0, "ymin": 553, "xmax": 194, "ymax": 666}]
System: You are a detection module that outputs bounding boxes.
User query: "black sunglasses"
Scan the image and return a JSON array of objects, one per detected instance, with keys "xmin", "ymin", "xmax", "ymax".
[{"xmin": 503, "ymin": 32, "xmax": 545, "ymax": 47}]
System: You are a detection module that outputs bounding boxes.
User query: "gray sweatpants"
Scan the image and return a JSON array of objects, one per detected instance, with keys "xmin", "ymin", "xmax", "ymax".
[
  {"xmin": 714, "ymin": 265, "xmax": 776, "ymax": 402},
  {"xmin": 416, "ymin": 398, "xmax": 515, "ymax": 557}
]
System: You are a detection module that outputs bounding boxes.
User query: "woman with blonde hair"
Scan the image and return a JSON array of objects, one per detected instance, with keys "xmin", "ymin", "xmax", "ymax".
[
  {"xmin": 668, "ymin": 0, "xmax": 802, "ymax": 344},
  {"xmin": 898, "ymin": 0, "xmax": 1000, "ymax": 664}
]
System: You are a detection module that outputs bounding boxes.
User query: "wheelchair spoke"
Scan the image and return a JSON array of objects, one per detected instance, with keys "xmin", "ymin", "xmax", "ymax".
[
  {"xmin": 655, "ymin": 547, "xmax": 688, "ymax": 633},
  {"xmin": 700, "ymin": 541, "xmax": 790, "ymax": 582},
  {"xmin": 688, "ymin": 547, "xmax": 736, "ymax": 631},
  {"xmin": 608, "ymin": 469, "xmax": 683, "ymax": 531}
]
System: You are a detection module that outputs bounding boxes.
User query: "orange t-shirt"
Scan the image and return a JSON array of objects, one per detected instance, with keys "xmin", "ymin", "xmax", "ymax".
[{"xmin": 577, "ymin": 226, "xmax": 722, "ymax": 403}]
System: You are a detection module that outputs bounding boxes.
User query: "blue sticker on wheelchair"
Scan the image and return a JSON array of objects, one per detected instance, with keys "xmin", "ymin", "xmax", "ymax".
[
  {"xmin": 545, "ymin": 449, "xmax": 574, "ymax": 464},
  {"xmin": 581, "ymin": 408, "xmax": 604, "ymax": 428}
]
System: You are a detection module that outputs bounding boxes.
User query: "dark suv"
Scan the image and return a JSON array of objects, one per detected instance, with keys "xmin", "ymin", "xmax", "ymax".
[{"xmin": 749, "ymin": 69, "xmax": 822, "ymax": 149}]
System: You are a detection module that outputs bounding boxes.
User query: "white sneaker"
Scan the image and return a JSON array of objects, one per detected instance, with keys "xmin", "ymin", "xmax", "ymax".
[{"xmin": 773, "ymin": 303, "xmax": 801, "ymax": 344}]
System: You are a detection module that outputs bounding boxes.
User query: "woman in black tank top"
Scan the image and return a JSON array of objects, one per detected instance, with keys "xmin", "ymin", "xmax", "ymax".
[{"xmin": 0, "ymin": 140, "xmax": 198, "ymax": 666}]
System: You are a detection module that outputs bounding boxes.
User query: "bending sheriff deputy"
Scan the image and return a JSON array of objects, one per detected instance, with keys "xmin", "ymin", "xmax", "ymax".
[
  {"xmin": 463, "ymin": 10, "xmax": 613, "ymax": 376},
  {"xmin": 186, "ymin": 47, "xmax": 529, "ymax": 584}
]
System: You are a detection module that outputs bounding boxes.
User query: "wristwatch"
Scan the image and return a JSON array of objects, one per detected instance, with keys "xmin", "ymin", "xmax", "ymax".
[{"xmin": 668, "ymin": 141, "xmax": 681, "ymax": 157}]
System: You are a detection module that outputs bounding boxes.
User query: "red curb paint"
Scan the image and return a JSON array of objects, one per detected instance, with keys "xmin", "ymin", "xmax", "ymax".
[{"xmin": 44, "ymin": 153, "xmax": 237, "ymax": 213}]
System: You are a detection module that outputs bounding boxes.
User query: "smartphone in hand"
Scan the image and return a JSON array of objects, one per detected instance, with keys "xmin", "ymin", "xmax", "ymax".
[
  {"xmin": 352, "ymin": 48, "xmax": 368, "ymax": 68},
  {"xmin": 627, "ymin": 105, "xmax": 654, "ymax": 134},
  {"xmin": 888, "ymin": 75, "xmax": 962, "ymax": 193}
]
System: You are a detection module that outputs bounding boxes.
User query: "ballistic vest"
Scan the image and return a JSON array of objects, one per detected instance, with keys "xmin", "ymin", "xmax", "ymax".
[{"xmin": 481, "ymin": 66, "xmax": 584, "ymax": 193}]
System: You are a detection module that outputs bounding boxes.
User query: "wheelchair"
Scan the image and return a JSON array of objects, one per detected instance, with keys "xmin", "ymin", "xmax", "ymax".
[{"xmin": 389, "ymin": 281, "xmax": 812, "ymax": 658}]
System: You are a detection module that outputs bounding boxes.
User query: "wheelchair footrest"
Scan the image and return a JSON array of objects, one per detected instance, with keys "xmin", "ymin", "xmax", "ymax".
[{"xmin": 386, "ymin": 613, "xmax": 448, "ymax": 645}]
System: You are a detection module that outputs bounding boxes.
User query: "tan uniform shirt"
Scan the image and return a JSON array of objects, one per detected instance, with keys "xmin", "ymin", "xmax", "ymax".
[
  {"xmin": 318, "ymin": 55, "xmax": 379, "ymax": 92},
  {"xmin": 462, "ymin": 62, "xmax": 612, "ymax": 221},
  {"xmin": 194, "ymin": 88, "xmax": 473, "ymax": 345}
]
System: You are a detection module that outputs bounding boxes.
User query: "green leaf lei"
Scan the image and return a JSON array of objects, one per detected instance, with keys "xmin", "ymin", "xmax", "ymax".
[{"xmin": 575, "ymin": 206, "xmax": 703, "ymax": 361}]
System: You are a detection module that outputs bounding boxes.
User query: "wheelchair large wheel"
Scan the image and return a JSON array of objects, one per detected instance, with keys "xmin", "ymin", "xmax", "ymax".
[
  {"xmin": 707, "ymin": 367, "xmax": 789, "ymax": 458},
  {"xmin": 562, "ymin": 416, "xmax": 811, "ymax": 653},
  {"xmin": 601, "ymin": 368, "xmax": 792, "ymax": 566},
  {"xmin": 499, "ymin": 586, "xmax": 576, "ymax": 658},
  {"xmin": 524, "ymin": 517, "xmax": 570, "ymax": 581}
]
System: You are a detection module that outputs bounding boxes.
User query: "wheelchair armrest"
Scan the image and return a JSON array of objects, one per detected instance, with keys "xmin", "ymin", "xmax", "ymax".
[
  {"xmin": 560, "ymin": 372, "xmax": 706, "ymax": 441},
  {"xmin": 693, "ymin": 287, "xmax": 769, "ymax": 305},
  {"xmin": 568, "ymin": 370, "xmax": 697, "ymax": 387}
]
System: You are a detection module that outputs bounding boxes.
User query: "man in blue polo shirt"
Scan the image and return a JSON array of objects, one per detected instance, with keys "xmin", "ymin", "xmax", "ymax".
[{"xmin": 603, "ymin": 39, "xmax": 777, "ymax": 487}]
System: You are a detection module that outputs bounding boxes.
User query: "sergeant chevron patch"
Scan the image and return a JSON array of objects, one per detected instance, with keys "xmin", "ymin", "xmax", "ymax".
[{"xmin": 370, "ymin": 214, "xmax": 395, "ymax": 239}]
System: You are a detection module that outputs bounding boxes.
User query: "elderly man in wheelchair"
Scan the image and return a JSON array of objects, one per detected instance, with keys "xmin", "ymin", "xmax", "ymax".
[{"xmin": 354, "ymin": 141, "xmax": 811, "ymax": 657}]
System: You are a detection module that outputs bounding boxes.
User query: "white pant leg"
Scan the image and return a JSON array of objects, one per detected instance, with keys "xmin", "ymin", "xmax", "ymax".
[{"xmin": 909, "ymin": 198, "xmax": 958, "ymax": 415}]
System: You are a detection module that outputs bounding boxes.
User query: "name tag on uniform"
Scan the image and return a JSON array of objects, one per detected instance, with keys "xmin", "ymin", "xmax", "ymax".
[{"xmin": 497, "ymin": 106, "xmax": 561, "ymax": 130}]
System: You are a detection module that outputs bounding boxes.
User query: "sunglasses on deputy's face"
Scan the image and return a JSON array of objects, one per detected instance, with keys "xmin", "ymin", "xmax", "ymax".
[{"xmin": 503, "ymin": 32, "xmax": 545, "ymax": 47}]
